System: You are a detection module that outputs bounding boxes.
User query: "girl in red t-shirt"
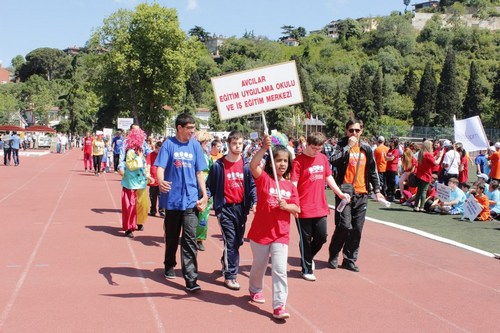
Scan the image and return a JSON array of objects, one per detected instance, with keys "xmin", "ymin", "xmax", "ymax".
[{"xmin": 248, "ymin": 134, "xmax": 300, "ymax": 320}]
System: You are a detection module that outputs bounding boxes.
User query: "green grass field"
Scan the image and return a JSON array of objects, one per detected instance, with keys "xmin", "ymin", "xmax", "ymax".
[{"xmin": 326, "ymin": 190, "xmax": 500, "ymax": 254}]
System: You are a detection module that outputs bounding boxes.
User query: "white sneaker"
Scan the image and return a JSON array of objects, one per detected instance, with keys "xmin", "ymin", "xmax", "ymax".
[
  {"xmin": 302, "ymin": 273, "xmax": 316, "ymax": 281},
  {"xmin": 312, "ymin": 260, "xmax": 315, "ymax": 271}
]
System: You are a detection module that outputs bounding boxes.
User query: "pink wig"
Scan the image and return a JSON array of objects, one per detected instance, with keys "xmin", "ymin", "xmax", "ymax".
[{"xmin": 127, "ymin": 128, "xmax": 146, "ymax": 152}]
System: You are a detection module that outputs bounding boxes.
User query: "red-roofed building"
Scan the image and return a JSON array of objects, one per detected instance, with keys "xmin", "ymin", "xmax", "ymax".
[{"xmin": 0, "ymin": 64, "xmax": 11, "ymax": 84}]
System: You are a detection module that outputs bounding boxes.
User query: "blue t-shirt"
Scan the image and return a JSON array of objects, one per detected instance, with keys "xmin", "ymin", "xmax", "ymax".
[
  {"xmin": 112, "ymin": 135, "xmax": 124, "ymax": 155},
  {"xmin": 11, "ymin": 135, "xmax": 21, "ymax": 149},
  {"xmin": 154, "ymin": 137, "xmax": 207, "ymax": 210},
  {"xmin": 450, "ymin": 187, "xmax": 466, "ymax": 213},
  {"xmin": 487, "ymin": 189, "xmax": 500, "ymax": 214}
]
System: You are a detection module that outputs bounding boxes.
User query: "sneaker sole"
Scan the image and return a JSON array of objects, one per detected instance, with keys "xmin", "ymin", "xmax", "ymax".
[
  {"xmin": 186, "ymin": 286, "xmax": 201, "ymax": 292},
  {"xmin": 273, "ymin": 313, "xmax": 290, "ymax": 319},
  {"xmin": 164, "ymin": 275, "xmax": 176, "ymax": 279},
  {"xmin": 251, "ymin": 298, "xmax": 266, "ymax": 304}
]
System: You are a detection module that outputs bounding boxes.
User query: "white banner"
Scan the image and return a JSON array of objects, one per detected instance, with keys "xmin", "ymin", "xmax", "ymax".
[
  {"xmin": 436, "ymin": 183, "xmax": 451, "ymax": 202},
  {"xmin": 454, "ymin": 116, "xmax": 489, "ymax": 152},
  {"xmin": 463, "ymin": 195, "xmax": 482, "ymax": 222},
  {"xmin": 211, "ymin": 61, "xmax": 303, "ymax": 120},
  {"xmin": 117, "ymin": 118, "xmax": 134, "ymax": 131}
]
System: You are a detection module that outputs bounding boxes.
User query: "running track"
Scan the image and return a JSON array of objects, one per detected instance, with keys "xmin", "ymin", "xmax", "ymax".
[{"xmin": 0, "ymin": 149, "xmax": 499, "ymax": 332}]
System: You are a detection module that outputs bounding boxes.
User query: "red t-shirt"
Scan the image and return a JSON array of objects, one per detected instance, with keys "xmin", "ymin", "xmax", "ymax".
[
  {"xmin": 458, "ymin": 155, "xmax": 468, "ymax": 183},
  {"xmin": 386, "ymin": 148, "xmax": 400, "ymax": 172},
  {"xmin": 83, "ymin": 137, "xmax": 93, "ymax": 154},
  {"xmin": 146, "ymin": 151, "xmax": 159, "ymax": 186},
  {"xmin": 291, "ymin": 153, "xmax": 332, "ymax": 218},
  {"xmin": 416, "ymin": 152, "xmax": 435, "ymax": 183},
  {"xmin": 434, "ymin": 148, "xmax": 443, "ymax": 173},
  {"xmin": 223, "ymin": 158, "xmax": 244, "ymax": 204},
  {"xmin": 247, "ymin": 172, "xmax": 299, "ymax": 245}
]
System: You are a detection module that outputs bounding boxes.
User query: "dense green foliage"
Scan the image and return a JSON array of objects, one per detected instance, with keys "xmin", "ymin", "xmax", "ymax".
[{"xmin": 1, "ymin": 3, "xmax": 498, "ymax": 138}]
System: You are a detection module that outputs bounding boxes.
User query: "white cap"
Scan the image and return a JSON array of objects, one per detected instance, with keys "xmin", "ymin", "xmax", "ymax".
[
  {"xmin": 477, "ymin": 173, "xmax": 489, "ymax": 181},
  {"xmin": 495, "ymin": 142, "xmax": 500, "ymax": 148}
]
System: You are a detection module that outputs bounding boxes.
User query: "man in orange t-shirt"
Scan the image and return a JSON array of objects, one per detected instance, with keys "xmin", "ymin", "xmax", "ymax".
[
  {"xmin": 373, "ymin": 136, "xmax": 389, "ymax": 196},
  {"xmin": 488, "ymin": 142, "xmax": 500, "ymax": 182},
  {"xmin": 328, "ymin": 118, "xmax": 384, "ymax": 273}
]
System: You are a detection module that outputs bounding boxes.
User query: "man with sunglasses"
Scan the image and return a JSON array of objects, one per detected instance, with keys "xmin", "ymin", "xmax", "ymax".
[{"xmin": 327, "ymin": 118, "xmax": 383, "ymax": 272}]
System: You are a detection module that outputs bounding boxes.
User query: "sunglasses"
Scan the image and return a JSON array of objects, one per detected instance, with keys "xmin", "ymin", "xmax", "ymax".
[{"xmin": 348, "ymin": 128, "xmax": 361, "ymax": 133}]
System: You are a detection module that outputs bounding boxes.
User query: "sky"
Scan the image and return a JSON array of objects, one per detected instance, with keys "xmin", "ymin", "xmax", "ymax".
[{"xmin": 0, "ymin": 0, "xmax": 406, "ymax": 67}]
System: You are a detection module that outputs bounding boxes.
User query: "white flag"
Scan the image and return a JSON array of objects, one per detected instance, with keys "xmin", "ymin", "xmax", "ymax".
[{"xmin": 454, "ymin": 116, "xmax": 489, "ymax": 152}]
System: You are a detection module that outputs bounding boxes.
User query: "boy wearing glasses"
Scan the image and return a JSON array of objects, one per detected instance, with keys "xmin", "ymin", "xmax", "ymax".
[
  {"xmin": 328, "ymin": 118, "xmax": 383, "ymax": 272},
  {"xmin": 155, "ymin": 113, "xmax": 208, "ymax": 292}
]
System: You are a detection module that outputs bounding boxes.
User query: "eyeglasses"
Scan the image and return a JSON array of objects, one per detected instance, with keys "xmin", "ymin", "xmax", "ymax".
[{"xmin": 348, "ymin": 128, "xmax": 361, "ymax": 133}]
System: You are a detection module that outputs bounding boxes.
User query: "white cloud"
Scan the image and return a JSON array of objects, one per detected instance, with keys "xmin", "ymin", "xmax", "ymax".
[{"xmin": 187, "ymin": 0, "xmax": 198, "ymax": 11}]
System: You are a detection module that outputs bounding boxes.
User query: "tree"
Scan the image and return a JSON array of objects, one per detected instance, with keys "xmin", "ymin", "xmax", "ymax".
[
  {"xmin": 18, "ymin": 48, "xmax": 71, "ymax": 81},
  {"xmin": 462, "ymin": 61, "xmax": 484, "ymax": 118},
  {"xmin": 399, "ymin": 68, "xmax": 419, "ymax": 101},
  {"xmin": 365, "ymin": 12, "xmax": 416, "ymax": 56},
  {"xmin": 372, "ymin": 68, "xmax": 384, "ymax": 116},
  {"xmin": 94, "ymin": 3, "xmax": 199, "ymax": 133},
  {"xmin": 404, "ymin": 0, "xmax": 411, "ymax": 12},
  {"xmin": 336, "ymin": 19, "xmax": 362, "ymax": 43},
  {"xmin": 412, "ymin": 62, "xmax": 437, "ymax": 126},
  {"xmin": 347, "ymin": 66, "xmax": 378, "ymax": 134},
  {"xmin": 188, "ymin": 26, "xmax": 210, "ymax": 42},
  {"xmin": 434, "ymin": 49, "xmax": 461, "ymax": 126}
]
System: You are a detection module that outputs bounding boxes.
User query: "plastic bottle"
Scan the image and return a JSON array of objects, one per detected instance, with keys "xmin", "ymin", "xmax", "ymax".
[
  {"xmin": 336, "ymin": 199, "xmax": 349, "ymax": 212},
  {"xmin": 378, "ymin": 198, "xmax": 391, "ymax": 208}
]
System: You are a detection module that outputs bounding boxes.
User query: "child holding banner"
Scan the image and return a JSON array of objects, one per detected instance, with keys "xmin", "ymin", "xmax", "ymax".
[{"xmin": 248, "ymin": 134, "xmax": 299, "ymax": 320}]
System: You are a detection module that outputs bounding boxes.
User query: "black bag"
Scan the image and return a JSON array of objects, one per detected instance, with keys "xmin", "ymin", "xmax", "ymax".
[{"xmin": 407, "ymin": 173, "xmax": 418, "ymax": 188}]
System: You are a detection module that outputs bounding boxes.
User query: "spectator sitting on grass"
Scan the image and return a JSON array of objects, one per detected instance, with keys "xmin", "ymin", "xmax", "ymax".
[
  {"xmin": 487, "ymin": 180, "xmax": 499, "ymax": 220},
  {"xmin": 474, "ymin": 183, "xmax": 492, "ymax": 221},
  {"xmin": 432, "ymin": 177, "xmax": 466, "ymax": 215}
]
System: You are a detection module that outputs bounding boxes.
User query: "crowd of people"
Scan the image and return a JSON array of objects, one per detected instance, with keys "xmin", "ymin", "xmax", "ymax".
[
  {"xmin": 76, "ymin": 116, "xmax": 499, "ymax": 320},
  {"xmin": 370, "ymin": 136, "xmax": 500, "ymax": 221}
]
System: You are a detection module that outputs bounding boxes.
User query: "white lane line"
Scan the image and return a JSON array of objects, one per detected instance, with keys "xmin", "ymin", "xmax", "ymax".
[
  {"xmin": 0, "ymin": 158, "xmax": 76, "ymax": 330},
  {"xmin": 103, "ymin": 173, "xmax": 165, "ymax": 333},
  {"xmin": 0, "ymin": 152, "xmax": 71, "ymax": 204},
  {"xmin": 366, "ymin": 216, "xmax": 495, "ymax": 258}
]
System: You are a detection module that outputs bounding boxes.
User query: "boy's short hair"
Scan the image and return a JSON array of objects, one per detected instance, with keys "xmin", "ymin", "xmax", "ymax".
[
  {"xmin": 155, "ymin": 141, "xmax": 162, "ymax": 148},
  {"xmin": 227, "ymin": 130, "xmax": 243, "ymax": 144},
  {"xmin": 307, "ymin": 132, "xmax": 326, "ymax": 146},
  {"xmin": 448, "ymin": 177, "xmax": 459, "ymax": 185}
]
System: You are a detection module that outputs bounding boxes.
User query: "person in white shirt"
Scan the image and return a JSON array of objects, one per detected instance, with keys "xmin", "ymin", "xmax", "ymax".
[{"xmin": 440, "ymin": 141, "xmax": 460, "ymax": 184}]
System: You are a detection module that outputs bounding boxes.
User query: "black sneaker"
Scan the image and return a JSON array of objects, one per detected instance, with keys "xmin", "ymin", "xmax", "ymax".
[
  {"xmin": 197, "ymin": 241, "xmax": 205, "ymax": 251},
  {"xmin": 125, "ymin": 230, "xmax": 134, "ymax": 238},
  {"xmin": 186, "ymin": 281, "xmax": 201, "ymax": 292},
  {"xmin": 341, "ymin": 261, "xmax": 359, "ymax": 272},
  {"xmin": 164, "ymin": 267, "xmax": 176, "ymax": 279},
  {"xmin": 137, "ymin": 224, "xmax": 144, "ymax": 231},
  {"xmin": 328, "ymin": 257, "xmax": 338, "ymax": 269}
]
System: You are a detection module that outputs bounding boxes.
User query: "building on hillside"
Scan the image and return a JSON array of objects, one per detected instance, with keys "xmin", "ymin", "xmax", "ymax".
[
  {"xmin": 327, "ymin": 17, "xmax": 379, "ymax": 39},
  {"xmin": 0, "ymin": 64, "xmax": 11, "ymax": 84},
  {"xmin": 205, "ymin": 36, "xmax": 226, "ymax": 56},
  {"xmin": 282, "ymin": 38, "xmax": 300, "ymax": 47},
  {"xmin": 413, "ymin": 1, "xmax": 440, "ymax": 11},
  {"xmin": 63, "ymin": 46, "xmax": 81, "ymax": 56}
]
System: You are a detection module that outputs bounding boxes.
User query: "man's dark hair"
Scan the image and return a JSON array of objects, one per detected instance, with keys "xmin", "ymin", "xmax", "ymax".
[
  {"xmin": 175, "ymin": 113, "xmax": 196, "ymax": 129},
  {"xmin": 227, "ymin": 130, "xmax": 243, "ymax": 144},
  {"xmin": 345, "ymin": 118, "xmax": 363, "ymax": 129}
]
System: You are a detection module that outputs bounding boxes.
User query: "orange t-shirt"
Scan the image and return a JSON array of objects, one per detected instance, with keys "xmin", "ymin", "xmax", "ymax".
[
  {"xmin": 476, "ymin": 193, "xmax": 491, "ymax": 221},
  {"xmin": 374, "ymin": 144, "xmax": 389, "ymax": 173},
  {"xmin": 489, "ymin": 151, "xmax": 500, "ymax": 180},
  {"xmin": 343, "ymin": 146, "xmax": 367, "ymax": 194}
]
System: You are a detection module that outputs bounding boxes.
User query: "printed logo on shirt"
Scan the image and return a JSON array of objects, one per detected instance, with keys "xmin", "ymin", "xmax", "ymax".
[
  {"xmin": 173, "ymin": 151, "xmax": 194, "ymax": 169},
  {"xmin": 308, "ymin": 164, "xmax": 325, "ymax": 182},
  {"xmin": 267, "ymin": 187, "xmax": 292, "ymax": 208},
  {"xmin": 227, "ymin": 172, "xmax": 244, "ymax": 189},
  {"xmin": 349, "ymin": 152, "xmax": 366, "ymax": 166}
]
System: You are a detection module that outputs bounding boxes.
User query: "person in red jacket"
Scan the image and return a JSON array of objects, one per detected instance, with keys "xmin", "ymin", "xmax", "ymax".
[{"xmin": 82, "ymin": 132, "xmax": 93, "ymax": 172}]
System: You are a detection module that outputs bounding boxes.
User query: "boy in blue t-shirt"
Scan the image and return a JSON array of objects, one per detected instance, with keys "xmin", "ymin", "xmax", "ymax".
[{"xmin": 154, "ymin": 113, "xmax": 208, "ymax": 292}]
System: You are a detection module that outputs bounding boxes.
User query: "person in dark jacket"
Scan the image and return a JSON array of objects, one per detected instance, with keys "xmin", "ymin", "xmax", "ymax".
[
  {"xmin": 207, "ymin": 130, "xmax": 257, "ymax": 291},
  {"xmin": 328, "ymin": 118, "xmax": 383, "ymax": 272}
]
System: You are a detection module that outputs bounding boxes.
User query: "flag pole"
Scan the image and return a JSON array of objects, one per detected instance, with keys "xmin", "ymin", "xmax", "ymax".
[{"xmin": 261, "ymin": 112, "xmax": 282, "ymax": 200}]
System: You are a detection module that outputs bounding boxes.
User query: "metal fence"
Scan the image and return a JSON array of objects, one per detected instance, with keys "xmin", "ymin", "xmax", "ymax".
[{"xmin": 378, "ymin": 126, "xmax": 500, "ymax": 143}]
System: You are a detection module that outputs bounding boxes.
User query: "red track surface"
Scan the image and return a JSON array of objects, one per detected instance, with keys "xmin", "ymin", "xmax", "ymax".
[{"xmin": 1, "ymin": 149, "xmax": 499, "ymax": 332}]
